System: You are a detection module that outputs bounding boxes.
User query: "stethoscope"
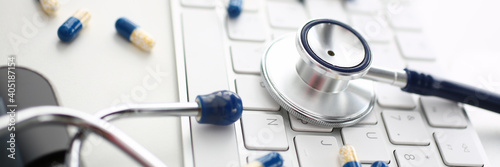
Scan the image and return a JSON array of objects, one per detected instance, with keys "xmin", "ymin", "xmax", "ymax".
[
  {"xmin": 261, "ymin": 19, "xmax": 500, "ymax": 127},
  {"xmin": 0, "ymin": 90, "xmax": 243, "ymax": 167},
  {"xmin": 1, "ymin": 19, "xmax": 499, "ymax": 167}
]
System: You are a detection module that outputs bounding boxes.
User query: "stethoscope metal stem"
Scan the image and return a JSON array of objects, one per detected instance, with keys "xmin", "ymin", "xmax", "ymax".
[
  {"xmin": 0, "ymin": 106, "xmax": 168, "ymax": 167},
  {"xmin": 67, "ymin": 102, "xmax": 200, "ymax": 167},
  {"xmin": 363, "ymin": 67, "xmax": 408, "ymax": 88},
  {"xmin": 96, "ymin": 103, "xmax": 200, "ymax": 121}
]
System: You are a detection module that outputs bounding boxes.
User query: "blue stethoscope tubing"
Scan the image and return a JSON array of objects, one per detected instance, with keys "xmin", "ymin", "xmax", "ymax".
[
  {"xmin": 301, "ymin": 19, "xmax": 500, "ymax": 113},
  {"xmin": 403, "ymin": 69, "xmax": 500, "ymax": 112}
]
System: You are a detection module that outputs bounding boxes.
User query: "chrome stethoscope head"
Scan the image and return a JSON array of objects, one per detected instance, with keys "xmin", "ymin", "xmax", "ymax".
[
  {"xmin": 296, "ymin": 19, "xmax": 372, "ymax": 92},
  {"xmin": 261, "ymin": 19, "xmax": 376, "ymax": 127}
]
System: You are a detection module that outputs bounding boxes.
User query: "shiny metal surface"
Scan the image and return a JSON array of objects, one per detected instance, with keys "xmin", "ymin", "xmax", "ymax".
[
  {"xmin": 296, "ymin": 59, "xmax": 350, "ymax": 93},
  {"xmin": 95, "ymin": 103, "xmax": 200, "ymax": 121},
  {"xmin": 306, "ymin": 22, "xmax": 365, "ymax": 68},
  {"xmin": 296, "ymin": 22, "xmax": 371, "ymax": 81},
  {"xmin": 67, "ymin": 103, "xmax": 200, "ymax": 167},
  {"xmin": 0, "ymin": 106, "xmax": 168, "ymax": 167},
  {"xmin": 262, "ymin": 35, "xmax": 375, "ymax": 127},
  {"xmin": 364, "ymin": 67, "xmax": 408, "ymax": 88}
]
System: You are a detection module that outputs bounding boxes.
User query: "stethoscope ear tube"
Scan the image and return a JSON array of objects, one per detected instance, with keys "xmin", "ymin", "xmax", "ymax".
[{"xmin": 402, "ymin": 68, "xmax": 500, "ymax": 112}]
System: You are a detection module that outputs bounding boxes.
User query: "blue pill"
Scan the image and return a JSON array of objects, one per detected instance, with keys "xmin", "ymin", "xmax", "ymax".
[
  {"xmin": 115, "ymin": 17, "xmax": 138, "ymax": 41},
  {"xmin": 227, "ymin": 0, "xmax": 242, "ymax": 18},
  {"xmin": 371, "ymin": 161, "xmax": 388, "ymax": 167},
  {"xmin": 58, "ymin": 9, "xmax": 91, "ymax": 42},
  {"xmin": 257, "ymin": 152, "xmax": 283, "ymax": 167},
  {"xmin": 115, "ymin": 17, "xmax": 156, "ymax": 51},
  {"xmin": 245, "ymin": 152, "xmax": 283, "ymax": 167}
]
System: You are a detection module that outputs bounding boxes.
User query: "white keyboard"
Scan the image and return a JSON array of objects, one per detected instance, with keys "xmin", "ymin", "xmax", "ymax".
[{"xmin": 169, "ymin": 0, "xmax": 489, "ymax": 166}]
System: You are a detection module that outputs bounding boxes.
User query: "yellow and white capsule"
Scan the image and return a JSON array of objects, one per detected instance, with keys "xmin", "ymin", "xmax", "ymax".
[
  {"xmin": 40, "ymin": 0, "xmax": 59, "ymax": 15},
  {"xmin": 115, "ymin": 17, "xmax": 155, "ymax": 51},
  {"xmin": 339, "ymin": 145, "xmax": 362, "ymax": 167}
]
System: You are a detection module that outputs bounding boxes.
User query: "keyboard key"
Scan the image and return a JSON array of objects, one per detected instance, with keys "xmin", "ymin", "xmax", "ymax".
[
  {"xmin": 230, "ymin": 42, "xmax": 265, "ymax": 74},
  {"xmin": 289, "ymin": 113, "xmax": 333, "ymax": 132},
  {"xmin": 226, "ymin": 12, "xmax": 267, "ymax": 41},
  {"xmin": 369, "ymin": 42, "xmax": 406, "ymax": 69},
  {"xmin": 341, "ymin": 127, "xmax": 391, "ymax": 163},
  {"xmin": 247, "ymin": 152, "xmax": 292, "ymax": 167},
  {"xmin": 394, "ymin": 147, "xmax": 440, "ymax": 167},
  {"xmin": 294, "ymin": 135, "xmax": 340, "ymax": 167},
  {"xmin": 350, "ymin": 15, "xmax": 392, "ymax": 42},
  {"xmin": 382, "ymin": 110, "xmax": 431, "ymax": 145},
  {"xmin": 406, "ymin": 61, "xmax": 444, "ymax": 78},
  {"xmin": 241, "ymin": 113, "xmax": 288, "ymax": 150},
  {"xmin": 272, "ymin": 29, "xmax": 294, "ymax": 40},
  {"xmin": 183, "ymin": 9, "xmax": 240, "ymax": 167},
  {"xmin": 375, "ymin": 83, "xmax": 416, "ymax": 109},
  {"xmin": 357, "ymin": 111, "xmax": 377, "ymax": 125},
  {"xmin": 224, "ymin": 0, "xmax": 259, "ymax": 11},
  {"xmin": 181, "ymin": 0, "xmax": 215, "ymax": 8},
  {"xmin": 235, "ymin": 75, "xmax": 280, "ymax": 111},
  {"xmin": 305, "ymin": 0, "xmax": 348, "ymax": 22},
  {"xmin": 396, "ymin": 32, "xmax": 436, "ymax": 60},
  {"xmin": 267, "ymin": 1, "xmax": 308, "ymax": 29},
  {"xmin": 389, "ymin": 6, "xmax": 422, "ymax": 30},
  {"xmin": 190, "ymin": 118, "xmax": 240, "ymax": 167},
  {"xmin": 182, "ymin": 9, "xmax": 229, "ymax": 101},
  {"xmin": 344, "ymin": 0, "xmax": 382, "ymax": 14},
  {"xmin": 421, "ymin": 97, "xmax": 467, "ymax": 128},
  {"xmin": 434, "ymin": 131, "xmax": 484, "ymax": 166}
]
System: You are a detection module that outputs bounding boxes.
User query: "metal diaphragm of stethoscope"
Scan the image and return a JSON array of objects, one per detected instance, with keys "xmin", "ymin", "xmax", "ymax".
[{"xmin": 261, "ymin": 19, "xmax": 500, "ymax": 127}]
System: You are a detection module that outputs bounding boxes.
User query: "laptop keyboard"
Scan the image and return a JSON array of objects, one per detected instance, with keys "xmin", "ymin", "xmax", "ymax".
[{"xmin": 170, "ymin": 0, "xmax": 488, "ymax": 166}]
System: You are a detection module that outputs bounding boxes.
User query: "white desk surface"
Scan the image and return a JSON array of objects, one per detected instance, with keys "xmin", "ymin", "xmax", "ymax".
[{"xmin": 1, "ymin": 0, "xmax": 499, "ymax": 166}]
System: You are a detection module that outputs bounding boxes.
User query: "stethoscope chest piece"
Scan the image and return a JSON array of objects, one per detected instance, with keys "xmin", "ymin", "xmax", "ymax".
[{"xmin": 261, "ymin": 19, "xmax": 375, "ymax": 127}]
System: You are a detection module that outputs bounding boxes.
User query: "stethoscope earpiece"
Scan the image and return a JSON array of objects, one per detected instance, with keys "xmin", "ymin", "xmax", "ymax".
[{"xmin": 196, "ymin": 90, "xmax": 243, "ymax": 125}]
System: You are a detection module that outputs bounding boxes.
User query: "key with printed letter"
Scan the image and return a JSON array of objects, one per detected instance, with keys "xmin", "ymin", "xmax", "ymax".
[
  {"xmin": 241, "ymin": 113, "xmax": 288, "ymax": 150},
  {"xmin": 382, "ymin": 110, "xmax": 431, "ymax": 145},
  {"xmin": 394, "ymin": 147, "xmax": 440, "ymax": 166},
  {"xmin": 434, "ymin": 131, "xmax": 484, "ymax": 166},
  {"xmin": 341, "ymin": 127, "xmax": 391, "ymax": 163},
  {"xmin": 295, "ymin": 135, "xmax": 340, "ymax": 167},
  {"xmin": 421, "ymin": 97, "xmax": 467, "ymax": 128}
]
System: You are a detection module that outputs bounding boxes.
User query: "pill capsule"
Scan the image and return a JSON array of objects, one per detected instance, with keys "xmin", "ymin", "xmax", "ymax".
[
  {"xmin": 115, "ymin": 17, "xmax": 155, "ymax": 51},
  {"xmin": 227, "ymin": 0, "xmax": 242, "ymax": 18},
  {"xmin": 245, "ymin": 152, "xmax": 283, "ymax": 167},
  {"xmin": 339, "ymin": 145, "xmax": 362, "ymax": 167},
  {"xmin": 40, "ymin": 0, "xmax": 59, "ymax": 15},
  {"xmin": 371, "ymin": 161, "xmax": 388, "ymax": 167},
  {"xmin": 57, "ymin": 9, "xmax": 91, "ymax": 42}
]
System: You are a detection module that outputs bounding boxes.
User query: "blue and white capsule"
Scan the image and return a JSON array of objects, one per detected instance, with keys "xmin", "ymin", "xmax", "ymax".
[
  {"xmin": 57, "ymin": 9, "xmax": 91, "ymax": 42},
  {"xmin": 245, "ymin": 152, "xmax": 283, "ymax": 167},
  {"xmin": 339, "ymin": 145, "xmax": 362, "ymax": 167},
  {"xmin": 371, "ymin": 161, "xmax": 388, "ymax": 167},
  {"xmin": 115, "ymin": 17, "xmax": 155, "ymax": 51},
  {"xmin": 40, "ymin": 0, "xmax": 59, "ymax": 15},
  {"xmin": 227, "ymin": 0, "xmax": 242, "ymax": 18}
]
